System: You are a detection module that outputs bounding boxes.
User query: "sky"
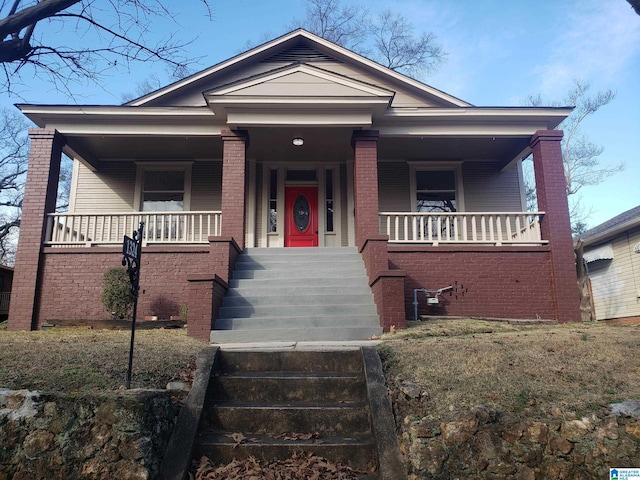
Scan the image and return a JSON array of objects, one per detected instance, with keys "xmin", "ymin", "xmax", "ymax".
[{"xmin": 3, "ymin": 0, "xmax": 639, "ymax": 229}]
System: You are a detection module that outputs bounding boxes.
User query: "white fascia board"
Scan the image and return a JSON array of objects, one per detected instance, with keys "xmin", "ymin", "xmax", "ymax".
[
  {"xmin": 384, "ymin": 107, "xmax": 572, "ymax": 128},
  {"xmin": 226, "ymin": 109, "xmax": 372, "ymax": 127},
  {"xmin": 208, "ymin": 96, "xmax": 392, "ymax": 106},
  {"xmin": 377, "ymin": 124, "xmax": 555, "ymax": 137},
  {"xmin": 16, "ymin": 105, "xmax": 221, "ymax": 136}
]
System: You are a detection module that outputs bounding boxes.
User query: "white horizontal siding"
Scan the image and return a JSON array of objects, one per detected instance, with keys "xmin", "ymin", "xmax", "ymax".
[
  {"xmin": 190, "ymin": 161, "xmax": 222, "ymax": 211},
  {"xmin": 73, "ymin": 161, "xmax": 136, "ymax": 213},
  {"xmin": 589, "ymin": 227, "xmax": 640, "ymax": 320},
  {"xmin": 463, "ymin": 162, "xmax": 522, "ymax": 212},
  {"xmin": 378, "ymin": 162, "xmax": 410, "ymax": 211}
]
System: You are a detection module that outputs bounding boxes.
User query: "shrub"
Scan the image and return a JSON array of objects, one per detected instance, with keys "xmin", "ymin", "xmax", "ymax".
[{"xmin": 101, "ymin": 267, "xmax": 135, "ymax": 320}]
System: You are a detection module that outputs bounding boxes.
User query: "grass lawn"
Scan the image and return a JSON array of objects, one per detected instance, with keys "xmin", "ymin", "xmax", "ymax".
[
  {"xmin": 379, "ymin": 319, "xmax": 640, "ymax": 419},
  {"xmin": 0, "ymin": 327, "xmax": 206, "ymax": 393},
  {"xmin": 0, "ymin": 319, "xmax": 638, "ymax": 422}
]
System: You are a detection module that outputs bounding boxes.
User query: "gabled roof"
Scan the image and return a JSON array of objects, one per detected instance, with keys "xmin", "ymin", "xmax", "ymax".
[
  {"xmin": 127, "ymin": 29, "xmax": 470, "ymax": 108},
  {"xmin": 580, "ymin": 205, "xmax": 640, "ymax": 247}
]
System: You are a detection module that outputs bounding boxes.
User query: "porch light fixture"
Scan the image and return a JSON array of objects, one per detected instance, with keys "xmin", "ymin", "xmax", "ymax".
[{"xmin": 292, "ymin": 137, "xmax": 304, "ymax": 146}]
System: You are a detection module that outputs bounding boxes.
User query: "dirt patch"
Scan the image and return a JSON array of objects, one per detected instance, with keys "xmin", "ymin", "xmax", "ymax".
[{"xmin": 605, "ymin": 316, "xmax": 640, "ymax": 326}]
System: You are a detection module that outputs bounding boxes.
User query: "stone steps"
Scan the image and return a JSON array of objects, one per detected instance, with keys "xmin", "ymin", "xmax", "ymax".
[{"xmin": 193, "ymin": 350, "xmax": 378, "ymax": 471}]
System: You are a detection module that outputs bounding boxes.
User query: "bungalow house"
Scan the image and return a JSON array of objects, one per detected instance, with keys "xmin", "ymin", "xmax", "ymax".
[
  {"xmin": 579, "ymin": 205, "xmax": 640, "ymax": 321},
  {"xmin": 8, "ymin": 29, "xmax": 581, "ymax": 340}
]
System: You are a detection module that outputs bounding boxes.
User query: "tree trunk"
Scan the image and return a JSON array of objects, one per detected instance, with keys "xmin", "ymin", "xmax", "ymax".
[{"xmin": 575, "ymin": 239, "xmax": 596, "ymax": 322}]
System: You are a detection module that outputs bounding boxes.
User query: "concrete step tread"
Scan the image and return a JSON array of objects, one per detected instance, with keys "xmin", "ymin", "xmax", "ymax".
[
  {"xmin": 214, "ymin": 318, "xmax": 381, "ymax": 330},
  {"xmin": 209, "ymin": 401, "xmax": 368, "ymax": 409},
  {"xmin": 218, "ymin": 304, "xmax": 378, "ymax": 316},
  {"xmin": 229, "ymin": 277, "xmax": 369, "ymax": 288},
  {"xmin": 216, "ymin": 350, "xmax": 364, "ymax": 373},
  {"xmin": 196, "ymin": 432, "xmax": 374, "ymax": 447},
  {"xmin": 222, "ymin": 294, "xmax": 374, "ymax": 307},
  {"xmin": 210, "ymin": 327, "xmax": 382, "ymax": 343},
  {"xmin": 242, "ymin": 247, "xmax": 358, "ymax": 255},
  {"xmin": 215, "ymin": 371, "xmax": 363, "ymax": 379},
  {"xmin": 232, "ymin": 270, "xmax": 365, "ymax": 279}
]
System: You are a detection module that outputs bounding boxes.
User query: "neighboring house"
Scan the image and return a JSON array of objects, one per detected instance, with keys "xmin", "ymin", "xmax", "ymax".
[
  {"xmin": 0, "ymin": 265, "xmax": 13, "ymax": 320},
  {"xmin": 8, "ymin": 30, "xmax": 581, "ymax": 339},
  {"xmin": 579, "ymin": 206, "xmax": 640, "ymax": 321}
]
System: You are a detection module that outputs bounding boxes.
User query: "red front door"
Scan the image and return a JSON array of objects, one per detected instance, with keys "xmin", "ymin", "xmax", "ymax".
[{"xmin": 285, "ymin": 186, "xmax": 318, "ymax": 247}]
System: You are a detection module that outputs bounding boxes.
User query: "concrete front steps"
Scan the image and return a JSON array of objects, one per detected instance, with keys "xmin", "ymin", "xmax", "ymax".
[
  {"xmin": 211, "ymin": 247, "xmax": 382, "ymax": 343},
  {"xmin": 192, "ymin": 350, "xmax": 375, "ymax": 474},
  {"xmin": 160, "ymin": 347, "xmax": 405, "ymax": 480}
]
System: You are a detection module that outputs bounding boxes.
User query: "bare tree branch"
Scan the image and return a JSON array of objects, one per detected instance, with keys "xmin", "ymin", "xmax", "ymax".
[
  {"xmin": 0, "ymin": 0, "xmax": 81, "ymax": 41},
  {"xmin": 523, "ymin": 80, "xmax": 623, "ymax": 231},
  {"xmin": 373, "ymin": 10, "xmax": 445, "ymax": 77},
  {"xmin": 292, "ymin": 0, "xmax": 445, "ymax": 79},
  {"xmin": 0, "ymin": 107, "xmax": 29, "ymax": 264},
  {"xmin": 0, "ymin": 0, "xmax": 212, "ymax": 95}
]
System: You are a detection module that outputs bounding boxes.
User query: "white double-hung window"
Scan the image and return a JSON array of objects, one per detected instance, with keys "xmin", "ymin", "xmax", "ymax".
[
  {"xmin": 135, "ymin": 163, "xmax": 192, "ymax": 212},
  {"xmin": 410, "ymin": 163, "xmax": 464, "ymax": 213}
]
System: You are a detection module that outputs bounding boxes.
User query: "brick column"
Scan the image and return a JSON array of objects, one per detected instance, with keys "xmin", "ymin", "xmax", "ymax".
[
  {"xmin": 221, "ymin": 129, "xmax": 249, "ymax": 250},
  {"xmin": 8, "ymin": 129, "xmax": 65, "ymax": 330},
  {"xmin": 530, "ymin": 130, "xmax": 581, "ymax": 322},
  {"xmin": 352, "ymin": 130, "xmax": 380, "ymax": 249}
]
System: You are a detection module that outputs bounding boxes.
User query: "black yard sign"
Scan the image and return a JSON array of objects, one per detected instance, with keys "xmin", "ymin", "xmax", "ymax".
[{"xmin": 122, "ymin": 222, "xmax": 144, "ymax": 389}]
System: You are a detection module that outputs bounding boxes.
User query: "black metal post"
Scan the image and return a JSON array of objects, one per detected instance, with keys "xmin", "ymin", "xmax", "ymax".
[{"xmin": 123, "ymin": 222, "xmax": 144, "ymax": 389}]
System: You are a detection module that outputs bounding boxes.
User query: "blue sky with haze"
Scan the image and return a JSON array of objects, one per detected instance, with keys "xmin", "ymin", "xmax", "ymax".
[{"xmin": 4, "ymin": 0, "xmax": 638, "ymax": 228}]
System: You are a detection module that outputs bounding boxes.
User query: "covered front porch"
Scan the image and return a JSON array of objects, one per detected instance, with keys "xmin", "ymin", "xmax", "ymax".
[{"xmin": 9, "ymin": 25, "xmax": 582, "ymax": 334}]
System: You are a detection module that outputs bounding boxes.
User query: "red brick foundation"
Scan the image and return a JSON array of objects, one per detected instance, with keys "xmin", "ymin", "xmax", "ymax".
[
  {"xmin": 390, "ymin": 246, "xmax": 556, "ymax": 320},
  {"xmin": 360, "ymin": 236, "xmax": 407, "ymax": 331},
  {"xmin": 32, "ymin": 237, "xmax": 241, "ymax": 340}
]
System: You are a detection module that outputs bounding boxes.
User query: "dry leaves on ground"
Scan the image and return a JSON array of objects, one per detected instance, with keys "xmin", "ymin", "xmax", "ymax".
[{"xmin": 191, "ymin": 453, "xmax": 371, "ymax": 480}]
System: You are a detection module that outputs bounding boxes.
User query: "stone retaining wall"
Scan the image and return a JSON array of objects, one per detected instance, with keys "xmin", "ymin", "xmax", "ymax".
[
  {"xmin": 0, "ymin": 389, "xmax": 177, "ymax": 479},
  {"xmin": 389, "ymin": 381, "xmax": 640, "ymax": 479}
]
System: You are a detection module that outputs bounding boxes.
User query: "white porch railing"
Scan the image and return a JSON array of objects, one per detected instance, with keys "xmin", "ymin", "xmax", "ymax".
[
  {"xmin": 45, "ymin": 211, "xmax": 222, "ymax": 247},
  {"xmin": 379, "ymin": 212, "xmax": 546, "ymax": 245}
]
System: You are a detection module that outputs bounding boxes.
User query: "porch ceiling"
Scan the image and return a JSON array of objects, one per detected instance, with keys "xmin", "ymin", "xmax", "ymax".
[
  {"xmin": 64, "ymin": 127, "xmax": 530, "ymax": 168},
  {"xmin": 378, "ymin": 136, "xmax": 530, "ymax": 163},
  {"xmin": 66, "ymin": 136, "xmax": 223, "ymax": 167}
]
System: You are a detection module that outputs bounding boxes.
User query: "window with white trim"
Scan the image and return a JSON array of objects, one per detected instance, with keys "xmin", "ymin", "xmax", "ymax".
[
  {"xmin": 142, "ymin": 170, "xmax": 185, "ymax": 211},
  {"xmin": 415, "ymin": 170, "xmax": 457, "ymax": 212},
  {"xmin": 135, "ymin": 162, "xmax": 192, "ymax": 212}
]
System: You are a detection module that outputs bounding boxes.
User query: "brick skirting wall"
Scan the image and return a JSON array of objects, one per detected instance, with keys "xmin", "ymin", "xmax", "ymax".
[
  {"xmin": 389, "ymin": 245, "xmax": 558, "ymax": 321},
  {"xmin": 32, "ymin": 238, "xmax": 241, "ymax": 340},
  {"xmin": 37, "ymin": 246, "xmax": 211, "ymax": 326}
]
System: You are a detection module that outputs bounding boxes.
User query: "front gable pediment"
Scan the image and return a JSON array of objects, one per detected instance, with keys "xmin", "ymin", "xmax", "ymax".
[
  {"xmin": 203, "ymin": 63, "xmax": 394, "ymax": 126},
  {"xmin": 206, "ymin": 63, "xmax": 395, "ymax": 99}
]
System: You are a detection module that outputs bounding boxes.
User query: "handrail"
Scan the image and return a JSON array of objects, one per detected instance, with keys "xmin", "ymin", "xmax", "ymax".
[
  {"xmin": 379, "ymin": 211, "xmax": 546, "ymax": 245},
  {"xmin": 45, "ymin": 211, "xmax": 222, "ymax": 246}
]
